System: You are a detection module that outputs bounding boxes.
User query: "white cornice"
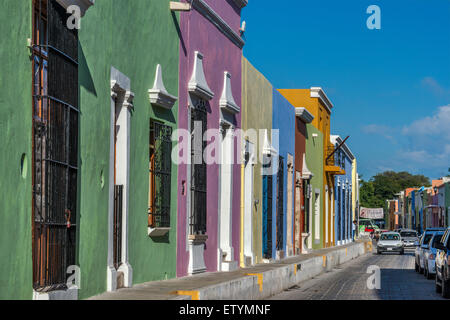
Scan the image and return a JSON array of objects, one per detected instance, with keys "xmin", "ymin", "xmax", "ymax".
[
  {"xmin": 188, "ymin": 51, "xmax": 214, "ymax": 100},
  {"xmin": 56, "ymin": 0, "xmax": 94, "ymax": 17},
  {"xmin": 232, "ymin": 0, "xmax": 248, "ymax": 9},
  {"xmin": 219, "ymin": 72, "xmax": 240, "ymax": 114},
  {"xmin": 262, "ymin": 130, "xmax": 277, "ymax": 156},
  {"xmin": 148, "ymin": 64, "xmax": 178, "ymax": 109},
  {"xmin": 330, "ymin": 135, "xmax": 355, "ymax": 161},
  {"xmin": 310, "ymin": 87, "xmax": 333, "ymax": 114},
  {"xmin": 295, "ymin": 107, "xmax": 314, "ymax": 123},
  {"xmin": 192, "ymin": 0, "xmax": 245, "ymax": 49}
]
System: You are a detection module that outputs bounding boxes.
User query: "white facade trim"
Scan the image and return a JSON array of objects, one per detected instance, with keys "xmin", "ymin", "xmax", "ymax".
[
  {"xmin": 107, "ymin": 67, "xmax": 133, "ymax": 292},
  {"xmin": 219, "ymin": 72, "xmax": 240, "ymax": 114},
  {"xmin": 148, "ymin": 64, "xmax": 178, "ymax": 109},
  {"xmin": 295, "ymin": 107, "xmax": 314, "ymax": 124},
  {"xmin": 301, "ymin": 153, "xmax": 313, "ymax": 180},
  {"xmin": 330, "ymin": 135, "xmax": 355, "ymax": 160},
  {"xmin": 310, "ymin": 87, "xmax": 333, "ymax": 113},
  {"xmin": 188, "ymin": 51, "xmax": 214, "ymax": 101}
]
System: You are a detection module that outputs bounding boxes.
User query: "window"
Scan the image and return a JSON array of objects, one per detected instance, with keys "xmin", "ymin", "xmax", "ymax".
[
  {"xmin": 32, "ymin": 0, "xmax": 79, "ymax": 291},
  {"xmin": 148, "ymin": 121, "xmax": 172, "ymax": 228},
  {"xmin": 190, "ymin": 99, "xmax": 208, "ymax": 235},
  {"xmin": 276, "ymin": 156, "xmax": 284, "ymax": 250}
]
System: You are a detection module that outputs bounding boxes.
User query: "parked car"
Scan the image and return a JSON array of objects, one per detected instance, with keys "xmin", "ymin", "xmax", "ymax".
[
  {"xmin": 415, "ymin": 228, "xmax": 446, "ymax": 273},
  {"xmin": 435, "ymin": 227, "xmax": 450, "ymax": 298},
  {"xmin": 377, "ymin": 232, "xmax": 404, "ymax": 255},
  {"xmin": 400, "ymin": 229, "xmax": 419, "ymax": 248},
  {"xmin": 423, "ymin": 232, "xmax": 445, "ymax": 279}
]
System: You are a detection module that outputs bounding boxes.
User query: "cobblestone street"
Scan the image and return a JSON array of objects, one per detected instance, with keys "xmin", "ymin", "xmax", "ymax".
[{"xmin": 268, "ymin": 246, "xmax": 445, "ymax": 300}]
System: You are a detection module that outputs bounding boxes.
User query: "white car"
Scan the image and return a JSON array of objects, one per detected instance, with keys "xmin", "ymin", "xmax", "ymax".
[
  {"xmin": 377, "ymin": 232, "xmax": 404, "ymax": 255},
  {"xmin": 423, "ymin": 231, "xmax": 445, "ymax": 279}
]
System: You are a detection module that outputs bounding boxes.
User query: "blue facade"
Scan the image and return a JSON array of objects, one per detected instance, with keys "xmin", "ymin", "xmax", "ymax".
[
  {"xmin": 269, "ymin": 90, "xmax": 296, "ymax": 259},
  {"xmin": 333, "ymin": 137, "xmax": 354, "ymax": 245}
]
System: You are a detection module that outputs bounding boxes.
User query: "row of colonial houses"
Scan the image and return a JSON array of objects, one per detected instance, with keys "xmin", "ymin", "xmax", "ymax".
[
  {"xmin": 388, "ymin": 177, "xmax": 450, "ymax": 232},
  {"xmin": 0, "ymin": 0, "xmax": 359, "ymax": 300}
]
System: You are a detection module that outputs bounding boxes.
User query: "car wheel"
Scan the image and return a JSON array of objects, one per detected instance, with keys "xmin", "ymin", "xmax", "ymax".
[
  {"xmin": 436, "ymin": 274, "xmax": 442, "ymax": 293},
  {"xmin": 415, "ymin": 262, "xmax": 419, "ymax": 272},
  {"xmin": 426, "ymin": 268, "xmax": 433, "ymax": 280},
  {"xmin": 443, "ymin": 273, "xmax": 450, "ymax": 299},
  {"xmin": 419, "ymin": 264, "xmax": 424, "ymax": 274},
  {"xmin": 400, "ymin": 250, "xmax": 404, "ymax": 255}
]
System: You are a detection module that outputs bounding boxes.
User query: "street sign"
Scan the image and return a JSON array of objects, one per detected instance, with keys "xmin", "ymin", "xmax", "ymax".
[{"xmin": 360, "ymin": 207, "xmax": 384, "ymax": 219}]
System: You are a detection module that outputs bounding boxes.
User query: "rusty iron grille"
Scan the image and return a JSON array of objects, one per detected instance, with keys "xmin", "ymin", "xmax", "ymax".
[
  {"xmin": 276, "ymin": 156, "xmax": 284, "ymax": 251},
  {"xmin": 149, "ymin": 121, "xmax": 172, "ymax": 228},
  {"xmin": 113, "ymin": 185, "xmax": 123, "ymax": 270},
  {"xmin": 190, "ymin": 99, "xmax": 207, "ymax": 235},
  {"xmin": 326, "ymin": 145, "xmax": 336, "ymax": 166},
  {"xmin": 32, "ymin": 0, "xmax": 79, "ymax": 292}
]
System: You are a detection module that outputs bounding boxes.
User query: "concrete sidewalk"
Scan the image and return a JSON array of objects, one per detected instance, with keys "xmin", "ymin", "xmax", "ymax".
[{"xmin": 89, "ymin": 239, "xmax": 372, "ymax": 300}]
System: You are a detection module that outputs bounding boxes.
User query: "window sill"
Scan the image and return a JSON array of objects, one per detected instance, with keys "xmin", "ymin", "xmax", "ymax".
[
  {"xmin": 148, "ymin": 227, "xmax": 170, "ymax": 238},
  {"xmin": 188, "ymin": 234, "xmax": 208, "ymax": 243}
]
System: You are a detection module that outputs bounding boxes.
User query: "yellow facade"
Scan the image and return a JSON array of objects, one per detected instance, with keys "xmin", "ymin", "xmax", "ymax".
[{"xmin": 278, "ymin": 88, "xmax": 337, "ymax": 248}]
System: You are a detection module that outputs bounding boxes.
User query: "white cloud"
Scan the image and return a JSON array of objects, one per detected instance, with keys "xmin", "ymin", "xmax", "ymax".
[
  {"xmin": 401, "ymin": 105, "xmax": 450, "ymax": 138},
  {"xmin": 421, "ymin": 77, "xmax": 449, "ymax": 96},
  {"xmin": 361, "ymin": 124, "xmax": 396, "ymax": 142}
]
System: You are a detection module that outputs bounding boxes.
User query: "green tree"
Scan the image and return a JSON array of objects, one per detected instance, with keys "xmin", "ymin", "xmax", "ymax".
[{"xmin": 360, "ymin": 171, "xmax": 430, "ymax": 209}]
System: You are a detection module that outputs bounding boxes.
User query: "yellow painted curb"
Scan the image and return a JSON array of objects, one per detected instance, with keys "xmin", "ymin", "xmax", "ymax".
[
  {"xmin": 322, "ymin": 255, "xmax": 327, "ymax": 267},
  {"xmin": 172, "ymin": 290, "xmax": 200, "ymax": 300},
  {"xmin": 294, "ymin": 264, "xmax": 297, "ymax": 275},
  {"xmin": 246, "ymin": 273, "xmax": 263, "ymax": 292},
  {"xmin": 346, "ymin": 248, "xmax": 348, "ymax": 256}
]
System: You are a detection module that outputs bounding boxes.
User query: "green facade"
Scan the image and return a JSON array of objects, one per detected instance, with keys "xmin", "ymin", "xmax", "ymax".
[
  {"xmin": 0, "ymin": 0, "xmax": 33, "ymax": 300},
  {"xmin": 241, "ymin": 57, "xmax": 273, "ymax": 264},
  {"xmin": 0, "ymin": 0, "xmax": 179, "ymax": 299},
  {"xmin": 305, "ymin": 124, "xmax": 324, "ymax": 250}
]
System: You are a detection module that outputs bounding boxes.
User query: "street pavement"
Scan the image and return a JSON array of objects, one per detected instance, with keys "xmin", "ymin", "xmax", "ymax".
[{"xmin": 267, "ymin": 244, "xmax": 445, "ymax": 300}]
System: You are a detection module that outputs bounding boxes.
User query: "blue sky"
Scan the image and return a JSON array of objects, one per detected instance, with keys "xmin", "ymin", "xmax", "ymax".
[{"xmin": 242, "ymin": 0, "xmax": 450, "ymax": 181}]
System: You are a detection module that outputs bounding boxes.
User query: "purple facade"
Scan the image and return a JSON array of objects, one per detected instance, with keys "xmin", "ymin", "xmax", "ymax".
[{"xmin": 177, "ymin": 0, "xmax": 245, "ymax": 276}]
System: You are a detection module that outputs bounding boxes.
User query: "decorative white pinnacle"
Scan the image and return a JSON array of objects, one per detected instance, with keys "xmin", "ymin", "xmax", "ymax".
[
  {"xmin": 219, "ymin": 72, "xmax": 240, "ymax": 114},
  {"xmin": 188, "ymin": 51, "xmax": 214, "ymax": 100},
  {"xmin": 148, "ymin": 64, "xmax": 178, "ymax": 109}
]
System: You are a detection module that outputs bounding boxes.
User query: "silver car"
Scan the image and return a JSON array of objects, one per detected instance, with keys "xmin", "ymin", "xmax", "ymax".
[
  {"xmin": 423, "ymin": 232, "xmax": 445, "ymax": 279},
  {"xmin": 377, "ymin": 232, "xmax": 404, "ymax": 255},
  {"xmin": 400, "ymin": 229, "xmax": 419, "ymax": 248},
  {"xmin": 415, "ymin": 228, "xmax": 446, "ymax": 273}
]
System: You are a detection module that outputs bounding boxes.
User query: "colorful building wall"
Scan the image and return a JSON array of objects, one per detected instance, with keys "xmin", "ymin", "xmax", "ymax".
[
  {"xmin": 176, "ymin": 0, "xmax": 244, "ymax": 276},
  {"xmin": 0, "ymin": 0, "xmax": 181, "ymax": 299},
  {"xmin": 272, "ymin": 90, "xmax": 296, "ymax": 259},
  {"xmin": 0, "ymin": 0, "xmax": 33, "ymax": 300},
  {"xmin": 241, "ymin": 58, "xmax": 273, "ymax": 265}
]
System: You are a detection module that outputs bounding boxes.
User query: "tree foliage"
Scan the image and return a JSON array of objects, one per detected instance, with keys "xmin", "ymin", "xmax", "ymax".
[{"xmin": 359, "ymin": 171, "xmax": 431, "ymax": 209}]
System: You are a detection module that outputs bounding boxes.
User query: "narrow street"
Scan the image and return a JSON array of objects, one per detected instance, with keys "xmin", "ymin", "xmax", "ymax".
[{"xmin": 268, "ymin": 244, "xmax": 445, "ymax": 300}]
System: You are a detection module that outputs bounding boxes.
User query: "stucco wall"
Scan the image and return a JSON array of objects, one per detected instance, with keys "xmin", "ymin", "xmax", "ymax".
[
  {"xmin": 0, "ymin": 0, "xmax": 33, "ymax": 300},
  {"xmin": 78, "ymin": 0, "xmax": 180, "ymax": 298},
  {"xmin": 241, "ymin": 58, "xmax": 273, "ymax": 264},
  {"xmin": 177, "ymin": 2, "xmax": 243, "ymax": 276},
  {"xmin": 272, "ymin": 90, "xmax": 296, "ymax": 258},
  {"xmin": 305, "ymin": 125, "xmax": 324, "ymax": 250}
]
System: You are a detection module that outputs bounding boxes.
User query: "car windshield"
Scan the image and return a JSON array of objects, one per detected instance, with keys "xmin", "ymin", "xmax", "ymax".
[
  {"xmin": 431, "ymin": 234, "xmax": 444, "ymax": 248},
  {"xmin": 380, "ymin": 234, "xmax": 399, "ymax": 241},
  {"xmin": 400, "ymin": 231, "xmax": 417, "ymax": 238},
  {"xmin": 422, "ymin": 234, "xmax": 433, "ymax": 245}
]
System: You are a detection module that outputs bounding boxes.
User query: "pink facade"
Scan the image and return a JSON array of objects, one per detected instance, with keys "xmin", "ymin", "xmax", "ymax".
[{"xmin": 176, "ymin": 0, "xmax": 245, "ymax": 276}]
